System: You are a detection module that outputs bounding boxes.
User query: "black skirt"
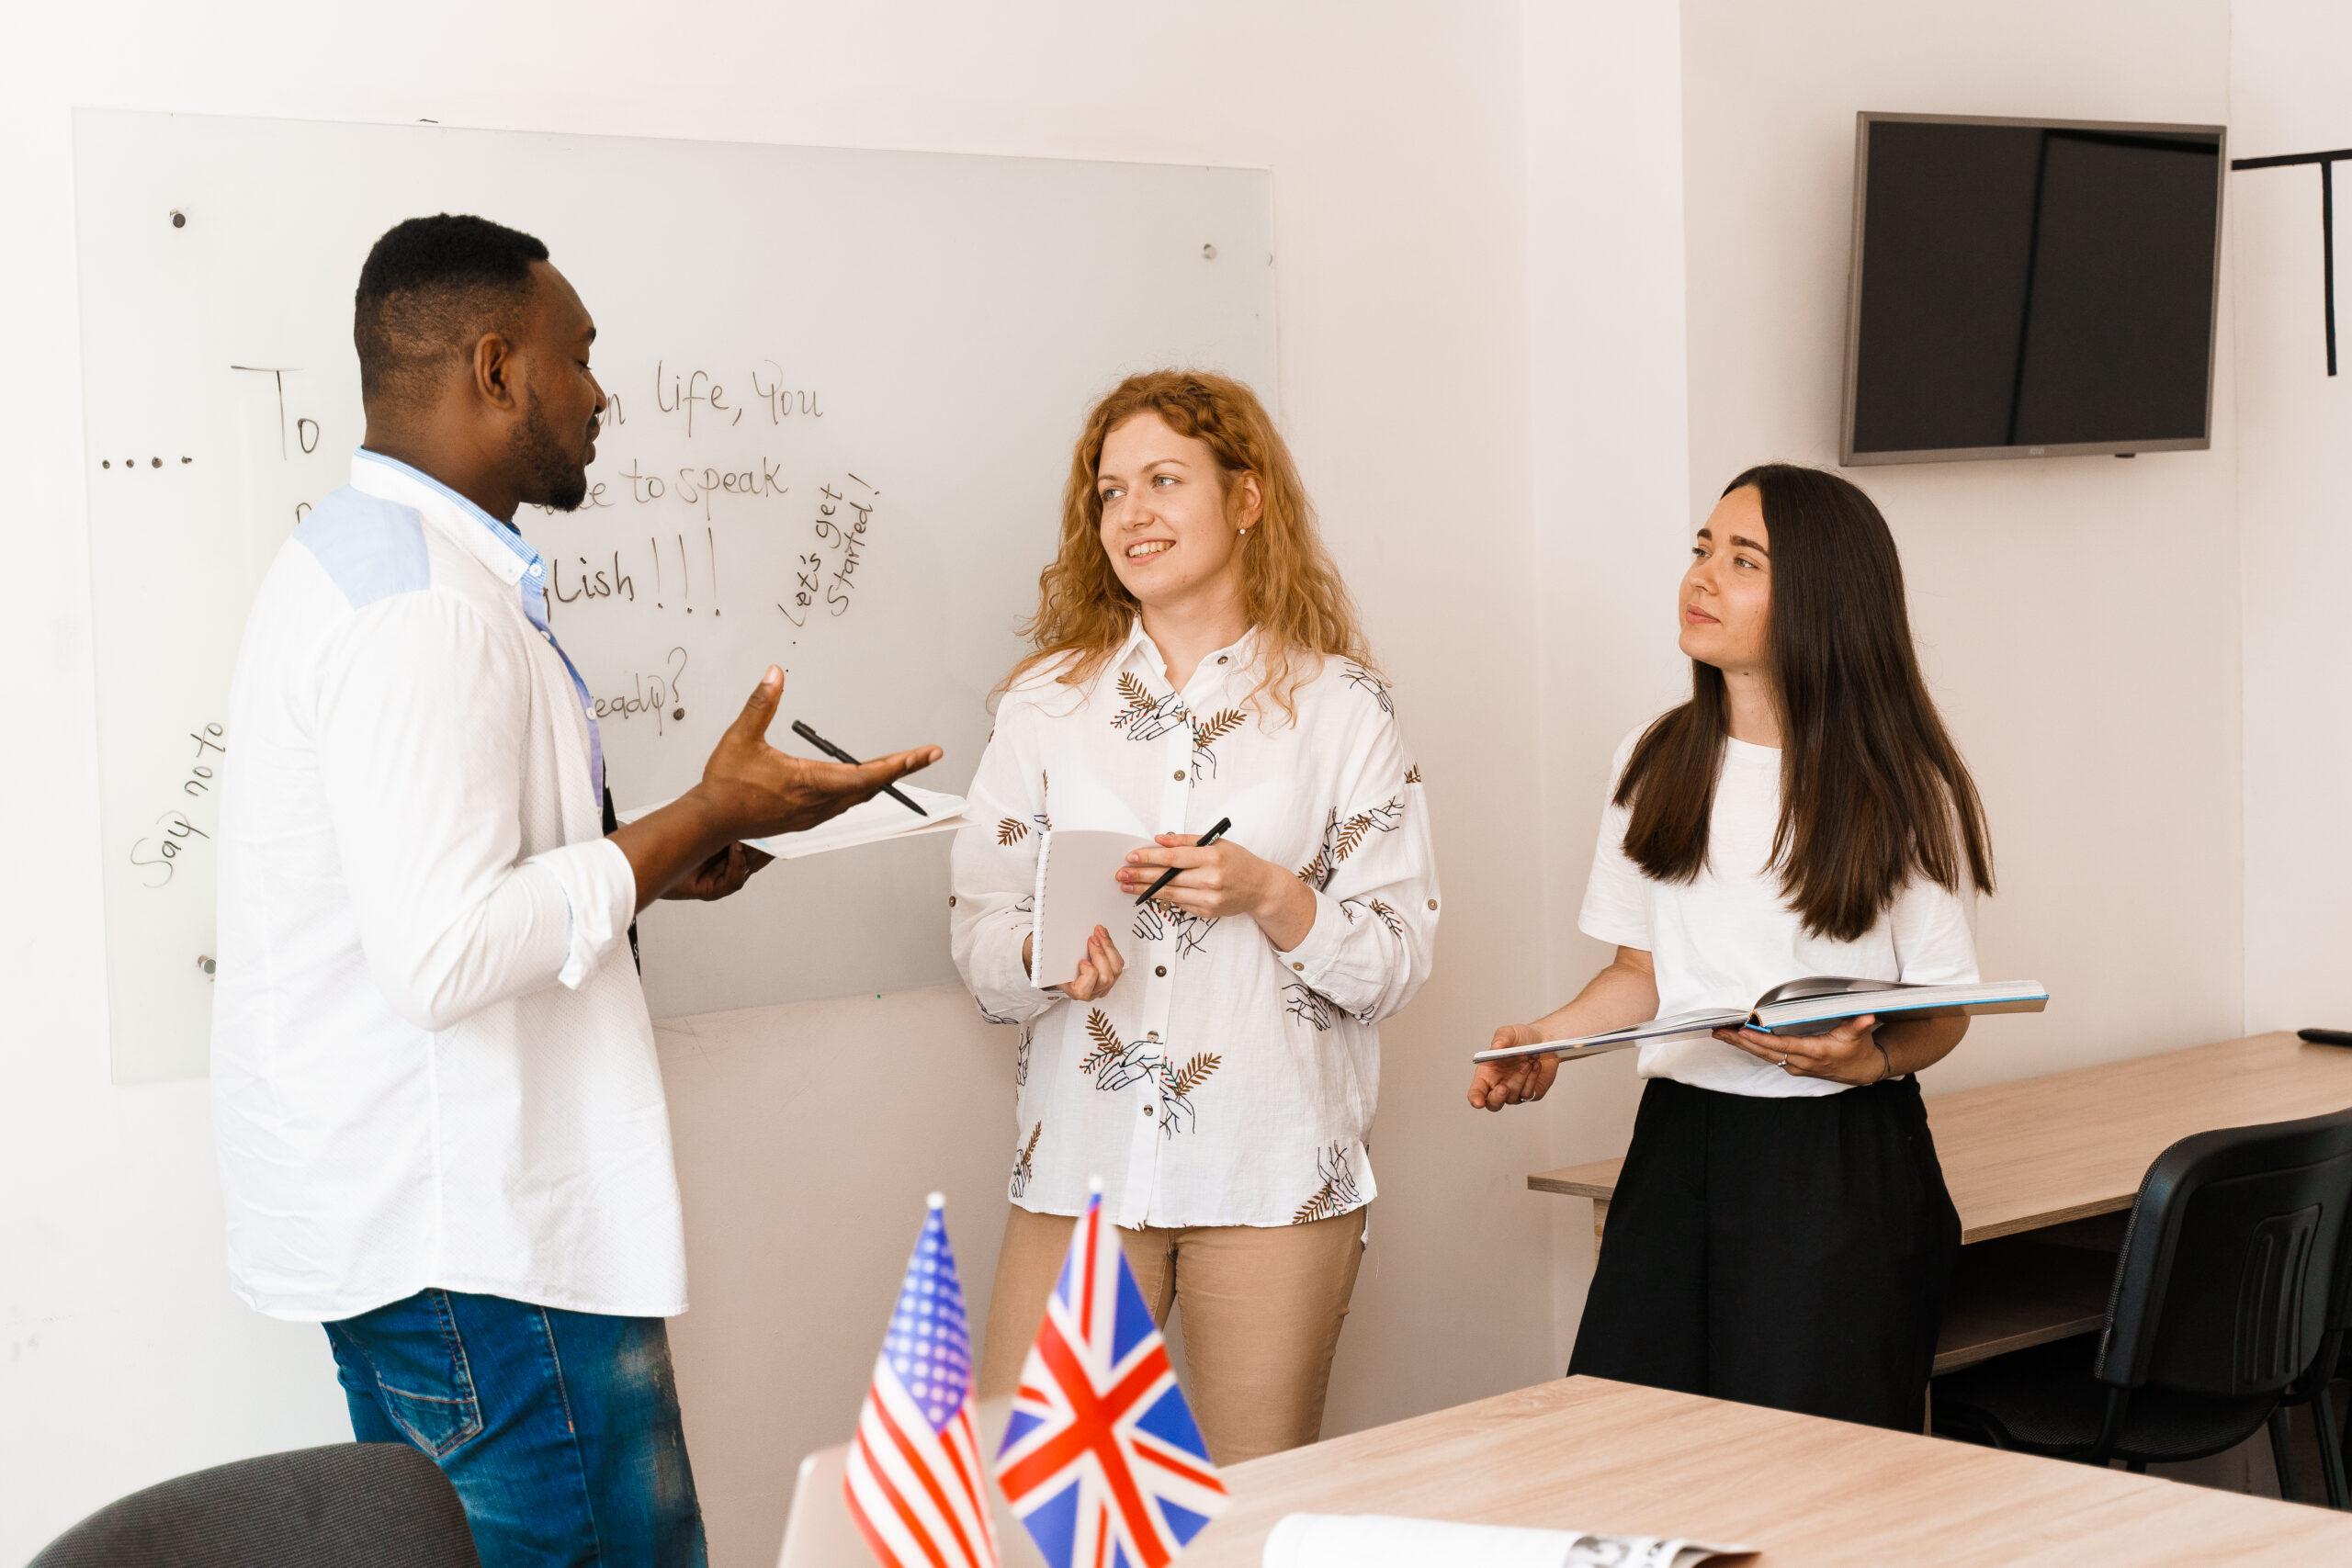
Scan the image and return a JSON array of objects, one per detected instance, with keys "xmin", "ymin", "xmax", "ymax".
[{"xmin": 1566, "ymin": 1074, "xmax": 1961, "ymax": 1430}]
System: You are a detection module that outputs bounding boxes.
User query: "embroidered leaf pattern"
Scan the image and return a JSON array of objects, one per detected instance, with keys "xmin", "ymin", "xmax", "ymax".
[
  {"xmin": 1079, "ymin": 1008, "xmax": 1123, "ymax": 1073},
  {"xmin": 1341, "ymin": 662, "xmax": 1393, "ymax": 715},
  {"xmin": 1296, "ymin": 796, "xmax": 1405, "ymax": 891},
  {"xmin": 1368, "ymin": 897, "xmax": 1406, "ymax": 939},
  {"xmin": 997, "ymin": 816, "xmax": 1031, "ymax": 846},
  {"xmin": 1406, "ymin": 762, "xmax": 1423, "ymax": 785},
  {"xmin": 1193, "ymin": 708, "xmax": 1244, "ymax": 746},
  {"xmin": 1293, "ymin": 1142, "xmax": 1365, "ymax": 1224},
  {"xmin": 1078, "ymin": 1019, "xmax": 1215, "ymax": 1136},
  {"xmin": 1010, "ymin": 1120, "xmax": 1042, "ymax": 1198},
  {"xmin": 1283, "ymin": 981, "xmax": 1334, "ymax": 1032},
  {"xmin": 1014, "ymin": 1022, "xmax": 1033, "ymax": 1087},
  {"xmin": 1170, "ymin": 1053, "xmax": 1222, "ymax": 1098},
  {"xmin": 1173, "ymin": 910, "xmax": 1217, "ymax": 959},
  {"xmin": 1132, "ymin": 901, "xmax": 1169, "ymax": 944}
]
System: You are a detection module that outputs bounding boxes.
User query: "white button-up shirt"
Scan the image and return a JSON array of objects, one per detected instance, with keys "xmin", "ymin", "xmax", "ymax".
[
  {"xmin": 950, "ymin": 622, "xmax": 1439, "ymax": 1230},
  {"xmin": 211, "ymin": 451, "xmax": 676, "ymax": 1322}
]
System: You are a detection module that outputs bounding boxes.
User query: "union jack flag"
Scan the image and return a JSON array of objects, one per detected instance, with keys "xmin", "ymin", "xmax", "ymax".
[
  {"xmin": 994, "ymin": 1186, "xmax": 1228, "ymax": 1567},
  {"xmin": 844, "ymin": 1196, "xmax": 999, "ymax": 1568}
]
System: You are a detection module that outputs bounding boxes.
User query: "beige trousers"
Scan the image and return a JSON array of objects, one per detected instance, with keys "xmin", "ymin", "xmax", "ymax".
[{"xmin": 976, "ymin": 1203, "xmax": 1367, "ymax": 1466}]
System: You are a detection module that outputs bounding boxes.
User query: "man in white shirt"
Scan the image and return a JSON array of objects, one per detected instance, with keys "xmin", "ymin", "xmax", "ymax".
[{"xmin": 212, "ymin": 214, "xmax": 940, "ymax": 1567}]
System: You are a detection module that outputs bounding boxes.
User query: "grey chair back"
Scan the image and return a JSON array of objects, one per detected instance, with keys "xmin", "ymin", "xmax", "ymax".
[{"xmin": 29, "ymin": 1441, "xmax": 481, "ymax": 1568}]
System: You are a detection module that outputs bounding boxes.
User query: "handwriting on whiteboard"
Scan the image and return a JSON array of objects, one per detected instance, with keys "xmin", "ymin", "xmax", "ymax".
[
  {"xmin": 593, "ymin": 647, "xmax": 690, "ymax": 735},
  {"xmin": 130, "ymin": 723, "xmax": 226, "ymax": 887}
]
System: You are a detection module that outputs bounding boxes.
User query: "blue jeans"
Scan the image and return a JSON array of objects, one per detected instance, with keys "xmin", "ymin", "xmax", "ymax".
[{"xmin": 324, "ymin": 1289, "xmax": 707, "ymax": 1568}]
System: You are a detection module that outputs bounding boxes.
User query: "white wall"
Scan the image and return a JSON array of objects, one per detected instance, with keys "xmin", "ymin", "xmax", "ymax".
[
  {"xmin": 2231, "ymin": 0, "xmax": 2352, "ymax": 1037},
  {"xmin": 1519, "ymin": 2, "xmax": 1698, "ymax": 1367},
  {"xmin": 0, "ymin": 4, "xmax": 1557, "ymax": 1562},
  {"xmin": 9, "ymin": 1, "xmax": 2345, "ymax": 1561},
  {"xmin": 1677, "ymin": 0, "xmax": 2246, "ymax": 1092}
]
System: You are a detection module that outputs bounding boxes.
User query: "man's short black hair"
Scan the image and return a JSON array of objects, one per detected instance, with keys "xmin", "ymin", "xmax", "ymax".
[{"xmin": 354, "ymin": 214, "xmax": 550, "ymax": 412}]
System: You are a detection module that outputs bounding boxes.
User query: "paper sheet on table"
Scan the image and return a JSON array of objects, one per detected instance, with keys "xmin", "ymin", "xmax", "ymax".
[
  {"xmin": 1262, "ymin": 1513, "xmax": 1754, "ymax": 1568},
  {"xmin": 1030, "ymin": 828, "xmax": 1158, "ymax": 989},
  {"xmin": 619, "ymin": 785, "xmax": 967, "ymax": 861}
]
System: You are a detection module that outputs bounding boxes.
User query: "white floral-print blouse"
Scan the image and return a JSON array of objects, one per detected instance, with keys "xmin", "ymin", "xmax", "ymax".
[{"xmin": 949, "ymin": 619, "xmax": 1440, "ymax": 1230}]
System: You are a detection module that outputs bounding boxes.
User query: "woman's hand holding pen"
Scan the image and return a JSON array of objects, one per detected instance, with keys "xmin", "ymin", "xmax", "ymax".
[
  {"xmin": 1715, "ymin": 1014, "xmax": 1886, "ymax": 1084},
  {"xmin": 1469, "ymin": 1023, "xmax": 1563, "ymax": 1111},
  {"xmin": 1116, "ymin": 834, "xmax": 1317, "ymax": 951}
]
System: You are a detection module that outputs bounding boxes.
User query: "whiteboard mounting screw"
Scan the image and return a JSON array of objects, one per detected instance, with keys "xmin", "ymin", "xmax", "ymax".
[
  {"xmin": 1201, "ymin": 243, "xmax": 1216, "ymax": 260},
  {"xmin": 170, "ymin": 209, "xmax": 187, "ymax": 229}
]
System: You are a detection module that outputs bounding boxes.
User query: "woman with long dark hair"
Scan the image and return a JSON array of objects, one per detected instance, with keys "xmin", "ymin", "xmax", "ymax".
[{"xmin": 1472, "ymin": 463, "xmax": 1993, "ymax": 1428}]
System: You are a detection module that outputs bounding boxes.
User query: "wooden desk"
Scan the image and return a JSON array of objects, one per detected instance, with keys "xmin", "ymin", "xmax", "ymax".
[
  {"xmin": 1186, "ymin": 1376, "xmax": 2352, "ymax": 1566},
  {"xmin": 1527, "ymin": 1032, "xmax": 2352, "ymax": 1371}
]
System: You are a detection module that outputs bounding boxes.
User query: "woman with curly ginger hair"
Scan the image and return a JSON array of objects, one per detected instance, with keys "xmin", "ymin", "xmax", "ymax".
[{"xmin": 949, "ymin": 370, "xmax": 1440, "ymax": 1462}]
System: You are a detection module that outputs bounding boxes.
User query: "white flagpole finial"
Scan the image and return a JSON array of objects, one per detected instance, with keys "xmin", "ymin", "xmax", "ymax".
[
  {"xmin": 1088, "ymin": 1175, "xmax": 1105, "ymax": 1196},
  {"xmin": 926, "ymin": 1190, "xmax": 945, "ymax": 1210}
]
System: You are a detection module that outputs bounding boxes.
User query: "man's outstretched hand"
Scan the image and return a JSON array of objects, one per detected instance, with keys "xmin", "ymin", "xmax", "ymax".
[
  {"xmin": 611, "ymin": 667, "xmax": 943, "ymax": 910},
  {"xmin": 694, "ymin": 667, "xmax": 943, "ymax": 840}
]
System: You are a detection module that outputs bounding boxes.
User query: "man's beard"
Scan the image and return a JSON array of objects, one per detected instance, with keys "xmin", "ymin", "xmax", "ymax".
[{"xmin": 513, "ymin": 388, "xmax": 591, "ymax": 513}]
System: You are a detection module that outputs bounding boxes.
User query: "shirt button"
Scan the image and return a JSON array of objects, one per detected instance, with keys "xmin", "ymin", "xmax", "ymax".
[
  {"xmin": 1155, "ymin": 965, "xmax": 1167, "ymax": 977},
  {"xmin": 1292, "ymin": 961, "xmax": 1305, "ymax": 972},
  {"xmin": 1143, "ymin": 1104, "xmax": 1154, "ymax": 1117},
  {"xmin": 947, "ymin": 896, "xmax": 957, "ymax": 907},
  {"xmin": 1147, "ymin": 1031, "xmax": 1160, "ymax": 1042},
  {"xmin": 1427, "ymin": 899, "xmax": 1439, "ymax": 910},
  {"xmin": 1217, "ymin": 655, "xmax": 1228, "ymax": 665},
  {"xmin": 1173, "ymin": 771, "xmax": 1185, "ymax": 782}
]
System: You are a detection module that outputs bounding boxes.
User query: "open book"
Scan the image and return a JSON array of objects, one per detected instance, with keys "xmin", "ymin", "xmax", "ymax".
[
  {"xmin": 1264, "ymin": 1513, "xmax": 1754, "ymax": 1568},
  {"xmin": 1470, "ymin": 976, "xmax": 2048, "ymax": 1066}
]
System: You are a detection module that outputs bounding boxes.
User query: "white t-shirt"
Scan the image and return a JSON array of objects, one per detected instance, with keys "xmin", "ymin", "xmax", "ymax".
[{"xmin": 1577, "ymin": 727, "xmax": 1980, "ymax": 1099}]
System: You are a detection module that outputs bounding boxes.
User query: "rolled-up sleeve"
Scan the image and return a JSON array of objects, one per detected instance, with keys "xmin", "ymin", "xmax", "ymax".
[
  {"xmin": 314, "ymin": 592, "xmax": 617, "ymax": 1032},
  {"xmin": 1277, "ymin": 705, "xmax": 1438, "ymax": 1025},
  {"xmin": 950, "ymin": 694, "xmax": 1062, "ymax": 1027}
]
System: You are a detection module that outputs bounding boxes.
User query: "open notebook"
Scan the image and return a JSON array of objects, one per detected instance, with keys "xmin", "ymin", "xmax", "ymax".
[
  {"xmin": 1265, "ymin": 1513, "xmax": 1754, "ymax": 1568},
  {"xmin": 1471, "ymin": 976, "xmax": 2049, "ymax": 1066},
  {"xmin": 617, "ymin": 784, "xmax": 966, "ymax": 861}
]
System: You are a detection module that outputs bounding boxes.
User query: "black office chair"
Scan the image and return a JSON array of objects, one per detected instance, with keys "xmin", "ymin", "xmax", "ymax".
[
  {"xmin": 2270, "ymin": 1269, "xmax": 2352, "ymax": 1506},
  {"xmin": 29, "ymin": 1441, "xmax": 482, "ymax": 1568},
  {"xmin": 1933, "ymin": 1107, "xmax": 2352, "ymax": 1493}
]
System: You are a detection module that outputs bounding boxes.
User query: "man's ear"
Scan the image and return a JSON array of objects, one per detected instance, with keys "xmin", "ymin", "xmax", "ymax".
[{"xmin": 471, "ymin": 332, "xmax": 520, "ymax": 412}]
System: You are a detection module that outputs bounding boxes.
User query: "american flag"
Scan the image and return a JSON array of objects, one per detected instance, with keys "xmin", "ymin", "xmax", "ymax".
[
  {"xmin": 844, "ymin": 1195, "xmax": 999, "ymax": 1568},
  {"xmin": 994, "ymin": 1186, "xmax": 1227, "ymax": 1568}
]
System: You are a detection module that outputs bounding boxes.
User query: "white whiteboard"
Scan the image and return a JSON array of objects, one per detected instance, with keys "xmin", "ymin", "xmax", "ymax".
[{"xmin": 74, "ymin": 110, "xmax": 1276, "ymax": 1082}]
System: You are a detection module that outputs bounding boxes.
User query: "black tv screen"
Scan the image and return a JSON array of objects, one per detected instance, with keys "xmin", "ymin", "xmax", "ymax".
[{"xmin": 1840, "ymin": 113, "xmax": 2225, "ymax": 465}]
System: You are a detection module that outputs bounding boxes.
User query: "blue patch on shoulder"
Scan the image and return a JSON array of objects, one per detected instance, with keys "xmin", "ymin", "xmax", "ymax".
[{"xmin": 295, "ymin": 487, "xmax": 430, "ymax": 608}]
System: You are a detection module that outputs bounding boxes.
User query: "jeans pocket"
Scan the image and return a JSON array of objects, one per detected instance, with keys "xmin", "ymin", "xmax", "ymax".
[{"xmin": 347, "ymin": 1290, "xmax": 486, "ymax": 1457}]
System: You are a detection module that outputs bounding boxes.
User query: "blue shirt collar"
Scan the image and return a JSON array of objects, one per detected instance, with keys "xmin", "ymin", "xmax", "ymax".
[{"xmin": 354, "ymin": 448, "xmax": 545, "ymax": 576}]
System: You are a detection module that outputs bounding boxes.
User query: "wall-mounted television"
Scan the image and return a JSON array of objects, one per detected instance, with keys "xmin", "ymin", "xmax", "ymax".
[{"xmin": 1840, "ymin": 112, "xmax": 2225, "ymax": 466}]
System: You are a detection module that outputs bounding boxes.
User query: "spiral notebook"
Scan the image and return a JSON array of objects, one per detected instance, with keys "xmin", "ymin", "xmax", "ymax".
[{"xmin": 1029, "ymin": 828, "xmax": 1158, "ymax": 989}]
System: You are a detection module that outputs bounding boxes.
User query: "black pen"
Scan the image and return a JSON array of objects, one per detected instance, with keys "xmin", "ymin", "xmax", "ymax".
[
  {"xmin": 790, "ymin": 720, "xmax": 928, "ymax": 818},
  {"xmin": 1135, "ymin": 817, "xmax": 1231, "ymax": 906}
]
